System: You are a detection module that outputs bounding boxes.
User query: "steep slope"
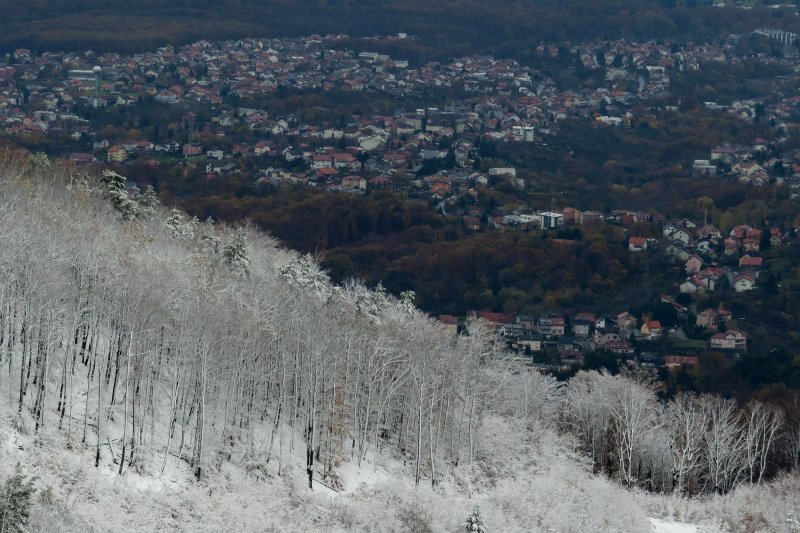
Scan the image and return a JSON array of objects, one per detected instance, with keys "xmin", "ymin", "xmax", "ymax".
[{"xmin": 0, "ymin": 150, "xmax": 797, "ymax": 532}]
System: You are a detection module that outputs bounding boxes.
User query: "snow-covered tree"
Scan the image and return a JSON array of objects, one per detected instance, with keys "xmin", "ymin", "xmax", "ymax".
[
  {"xmin": 278, "ymin": 253, "xmax": 335, "ymax": 300},
  {"xmin": 354, "ymin": 282, "xmax": 388, "ymax": 325},
  {"xmin": 198, "ymin": 217, "xmax": 221, "ymax": 255},
  {"xmin": 164, "ymin": 209, "xmax": 196, "ymax": 239},
  {"xmin": 0, "ymin": 464, "xmax": 36, "ymax": 533},
  {"xmin": 464, "ymin": 506, "xmax": 486, "ymax": 533},
  {"xmin": 27, "ymin": 152, "xmax": 50, "ymax": 170},
  {"xmin": 703, "ymin": 396, "xmax": 745, "ymax": 494},
  {"xmin": 399, "ymin": 290, "xmax": 416, "ymax": 316},
  {"xmin": 222, "ymin": 227, "xmax": 251, "ymax": 274},
  {"xmin": 99, "ymin": 169, "xmax": 139, "ymax": 221},
  {"xmin": 667, "ymin": 393, "xmax": 709, "ymax": 495},
  {"xmin": 743, "ymin": 401, "xmax": 783, "ymax": 484},
  {"xmin": 137, "ymin": 185, "xmax": 159, "ymax": 220}
]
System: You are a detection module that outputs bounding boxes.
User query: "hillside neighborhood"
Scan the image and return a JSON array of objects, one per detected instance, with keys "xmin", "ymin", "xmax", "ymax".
[
  {"xmin": 1, "ymin": 32, "xmax": 799, "ymax": 376},
  {"xmin": 0, "ymin": 32, "xmax": 799, "ymax": 200}
]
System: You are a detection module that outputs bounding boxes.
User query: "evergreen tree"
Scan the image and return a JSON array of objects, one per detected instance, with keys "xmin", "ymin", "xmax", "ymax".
[
  {"xmin": 137, "ymin": 185, "xmax": 159, "ymax": 220},
  {"xmin": 198, "ymin": 217, "xmax": 221, "ymax": 255},
  {"xmin": 223, "ymin": 228, "xmax": 251, "ymax": 275},
  {"xmin": 27, "ymin": 152, "xmax": 50, "ymax": 170},
  {"xmin": 464, "ymin": 506, "xmax": 486, "ymax": 533},
  {"xmin": 165, "ymin": 209, "xmax": 196, "ymax": 240},
  {"xmin": 0, "ymin": 464, "xmax": 37, "ymax": 533},
  {"xmin": 99, "ymin": 170, "xmax": 139, "ymax": 221}
]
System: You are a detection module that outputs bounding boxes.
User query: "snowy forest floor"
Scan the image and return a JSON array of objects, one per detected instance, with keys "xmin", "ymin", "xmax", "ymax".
[{"xmin": 2, "ymin": 404, "xmax": 798, "ymax": 532}]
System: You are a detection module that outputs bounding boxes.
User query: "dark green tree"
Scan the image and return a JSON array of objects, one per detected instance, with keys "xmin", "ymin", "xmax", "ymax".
[{"xmin": 0, "ymin": 464, "xmax": 37, "ymax": 533}]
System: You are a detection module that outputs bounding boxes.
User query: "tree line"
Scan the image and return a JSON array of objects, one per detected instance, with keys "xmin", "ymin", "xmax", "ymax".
[{"xmin": 1, "ymin": 0, "xmax": 799, "ymax": 57}]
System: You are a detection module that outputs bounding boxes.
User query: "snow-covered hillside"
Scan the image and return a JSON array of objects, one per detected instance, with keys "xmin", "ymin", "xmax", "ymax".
[{"xmin": 0, "ymin": 151, "xmax": 797, "ymax": 532}]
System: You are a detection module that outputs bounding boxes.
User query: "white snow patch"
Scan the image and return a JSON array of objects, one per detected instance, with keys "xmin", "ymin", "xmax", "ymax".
[{"xmin": 650, "ymin": 517, "xmax": 701, "ymax": 533}]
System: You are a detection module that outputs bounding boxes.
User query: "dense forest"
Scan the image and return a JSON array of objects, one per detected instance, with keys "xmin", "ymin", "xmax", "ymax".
[{"xmin": 1, "ymin": 0, "xmax": 800, "ymax": 57}]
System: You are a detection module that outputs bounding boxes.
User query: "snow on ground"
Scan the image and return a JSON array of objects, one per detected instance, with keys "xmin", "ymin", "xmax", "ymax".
[
  {"xmin": 649, "ymin": 517, "xmax": 701, "ymax": 533},
  {"xmin": 2, "ymin": 404, "xmax": 798, "ymax": 532}
]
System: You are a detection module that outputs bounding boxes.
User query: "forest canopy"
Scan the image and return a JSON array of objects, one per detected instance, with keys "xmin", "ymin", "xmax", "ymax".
[{"xmin": 1, "ymin": 0, "xmax": 799, "ymax": 56}]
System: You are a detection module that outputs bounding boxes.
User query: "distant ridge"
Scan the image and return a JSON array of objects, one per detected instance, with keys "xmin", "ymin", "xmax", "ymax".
[{"xmin": 0, "ymin": 0, "xmax": 797, "ymax": 55}]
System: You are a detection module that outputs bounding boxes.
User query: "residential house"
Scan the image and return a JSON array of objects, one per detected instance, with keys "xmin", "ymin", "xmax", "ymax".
[
  {"xmin": 742, "ymin": 238, "xmax": 760, "ymax": 253},
  {"xmin": 254, "ymin": 141, "xmax": 271, "ymax": 156},
  {"xmin": 697, "ymin": 224, "xmax": 722, "ymax": 239},
  {"xmin": 438, "ymin": 315, "xmax": 458, "ymax": 336},
  {"xmin": 640, "ymin": 320, "xmax": 663, "ymax": 340},
  {"xmin": 604, "ymin": 340, "xmax": 634, "ymax": 355},
  {"xmin": 514, "ymin": 333, "xmax": 543, "ymax": 353},
  {"xmin": 681, "ymin": 276, "xmax": 713, "ymax": 294},
  {"xmin": 182, "ymin": 143, "xmax": 203, "ymax": 157},
  {"xmin": 710, "ymin": 329, "xmax": 747, "ymax": 351},
  {"xmin": 368, "ymin": 176, "xmax": 392, "ymax": 190},
  {"xmin": 517, "ymin": 315, "xmax": 538, "ymax": 332},
  {"xmin": 769, "ymin": 229, "xmax": 783, "ymax": 247},
  {"xmin": 107, "ymin": 145, "xmax": 127, "ymax": 162},
  {"xmin": 594, "ymin": 328, "xmax": 621, "ymax": 347},
  {"xmin": 556, "ymin": 337, "xmax": 581, "ymax": 353},
  {"xmin": 559, "ymin": 350, "xmax": 584, "ymax": 365},
  {"xmin": 628, "ymin": 236, "xmax": 648, "ymax": 252},
  {"xmin": 463, "ymin": 216, "xmax": 481, "ymax": 231},
  {"xmin": 696, "ymin": 308, "xmax": 719, "ymax": 331},
  {"xmin": 595, "ymin": 315, "xmax": 617, "ymax": 330},
  {"xmin": 311, "ymin": 154, "xmax": 334, "ymax": 169},
  {"xmin": 334, "ymin": 152, "xmax": 359, "ymax": 170},
  {"xmin": 342, "ymin": 175, "xmax": 366, "ymax": 192},
  {"xmin": 734, "ymin": 272, "xmax": 757, "ymax": 292},
  {"xmin": 685, "ymin": 255, "xmax": 703, "ymax": 274},
  {"xmin": 572, "ymin": 313, "xmax": 595, "ymax": 338},
  {"xmin": 696, "ymin": 240, "xmax": 714, "ymax": 254},
  {"xmin": 468, "ymin": 311, "xmax": 515, "ymax": 333},
  {"xmin": 671, "ymin": 229, "xmax": 693, "ymax": 246},
  {"xmin": 579, "ymin": 211, "xmax": 603, "ymax": 225},
  {"xmin": 739, "ymin": 255, "xmax": 763, "ymax": 270},
  {"xmin": 724, "ymin": 238, "xmax": 740, "ymax": 256},
  {"xmin": 315, "ymin": 167, "xmax": 339, "ymax": 182},
  {"xmin": 538, "ymin": 315, "xmax": 566, "ymax": 338}
]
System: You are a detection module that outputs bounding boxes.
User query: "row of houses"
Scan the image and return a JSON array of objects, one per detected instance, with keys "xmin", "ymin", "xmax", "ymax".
[{"xmin": 438, "ymin": 307, "xmax": 747, "ymax": 367}]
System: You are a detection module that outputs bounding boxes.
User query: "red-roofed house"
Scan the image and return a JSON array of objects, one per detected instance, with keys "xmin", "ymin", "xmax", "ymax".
[
  {"xmin": 628, "ymin": 236, "xmax": 647, "ymax": 252},
  {"xmin": 724, "ymin": 238, "xmax": 740, "ymax": 256},
  {"xmin": 641, "ymin": 320, "xmax": 663, "ymax": 340},
  {"xmin": 311, "ymin": 154, "xmax": 334, "ymax": 169},
  {"xmin": 107, "ymin": 145, "xmax": 127, "ymax": 162},
  {"xmin": 463, "ymin": 216, "xmax": 481, "ymax": 231},
  {"xmin": 315, "ymin": 167, "xmax": 339, "ymax": 181},
  {"xmin": 743, "ymin": 238, "xmax": 760, "ymax": 253},
  {"xmin": 605, "ymin": 340, "xmax": 634, "ymax": 355},
  {"xmin": 438, "ymin": 315, "xmax": 458, "ymax": 336},
  {"xmin": 739, "ymin": 255, "xmax": 763, "ymax": 269},
  {"xmin": 734, "ymin": 272, "xmax": 757, "ymax": 292},
  {"xmin": 368, "ymin": 175, "xmax": 392, "ymax": 190}
]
